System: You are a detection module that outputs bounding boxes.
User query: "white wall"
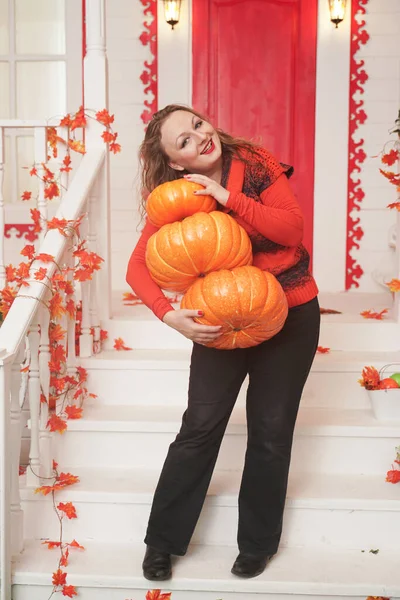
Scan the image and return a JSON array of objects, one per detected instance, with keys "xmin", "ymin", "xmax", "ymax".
[{"xmin": 108, "ymin": 0, "xmax": 400, "ymax": 294}]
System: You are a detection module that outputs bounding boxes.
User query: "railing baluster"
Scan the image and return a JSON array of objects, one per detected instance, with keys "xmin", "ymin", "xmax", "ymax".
[
  {"xmin": 34, "ymin": 127, "xmax": 48, "ymax": 244},
  {"xmin": 26, "ymin": 316, "xmax": 41, "ymax": 487},
  {"xmin": 0, "ymin": 127, "xmax": 6, "ymax": 289},
  {"xmin": 38, "ymin": 301, "xmax": 52, "ymax": 479},
  {"xmin": 10, "ymin": 344, "xmax": 25, "ymax": 555},
  {"xmin": 66, "ymin": 251, "xmax": 77, "ymax": 401},
  {"xmin": 79, "ymin": 213, "xmax": 94, "ymax": 358},
  {"xmin": 88, "ymin": 180, "xmax": 101, "ymax": 353}
]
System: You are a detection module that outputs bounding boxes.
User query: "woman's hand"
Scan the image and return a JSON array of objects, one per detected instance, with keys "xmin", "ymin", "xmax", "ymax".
[
  {"xmin": 184, "ymin": 174, "xmax": 230, "ymax": 206},
  {"xmin": 163, "ymin": 309, "xmax": 222, "ymax": 344}
]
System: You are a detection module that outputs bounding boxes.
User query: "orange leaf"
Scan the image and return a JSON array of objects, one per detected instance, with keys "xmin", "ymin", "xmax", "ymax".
[
  {"xmin": 56, "ymin": 472, "xmax": 80, "ymax": 489},
  {"xmin": 60, "ymin": 548, "xmax": 69, "ymax": 567},
  {"xmin": 40, "ymin": 392, "xmax": 47, "ymax": 404},
  {"xmin": 20, "ymin": 364, "xmax": 29, "ymax": 373},
  {"xmin": 44, "ymin": 181, "xmax": 60, "ymax": 200},
  {"xmin": 57, "ymin": 502, "xmax": 78, "ymax": 519},
  {"xmin": 30, "ymin": 208, "xmax": 42, "ymax": 233},
  {"xmin": 146, "ymin": 591, "xmax": 172, "ymax": 600},
  {"xmin": 61, "ymin": 154, "xmax": 72, "ymax": 172},
  {"xmin": 387, "ymin": 201, "xmax": 400, "ymax": 211},
  {"xmin": 21, "ymin": 244, "xmax": 36, "ymax": 260},
  {"xmin": 34, "ymin": 267, "xmax": 48, "ymax": 281},
  {"xmin": 379, "ymin": 169, "xmax": 400, "ymax": 185},
  {"xmin": 76, "ymin": 366, "xmax": 88, "ymax": 383},
  {"xmin": 110, "ymin": 142, "xmax": 121, "ymax": 154},
  {"xmin": 42, "ymin": 540, "xmax": 61, "ymax": 549},
  {"xmin": 386, "ymin": 278, "xmax": 400, "ymax": 292},
  {"xmin": 68, "ymin": 139, "xmax": 86, "ymax": 154},
  {"xmin": 100, "ymin": 328, "xmax": 108, "ymax": 341},
  {"xmin": 47, "ymin": 414, "xmax": 68, "ymax": 434},
  {"xmin": 359, "ymin": 365, "xmax": 380, "ymax": 390},
  {"xmin": 29, "ymin": 167, "xmax": 37, "ymax": 176},
  {"xmin": 21, "ymin": 191, "xmax": 32, "ymax": 201},
  {"xmin": 114, "ymin": 337, "xmax": 132, "ymax": 351},
  {"xmin": 317, "ymin": 346, "xmax": 330, "ymax": 354},
  {"xmin": 52, "ymin": 569, "xmax": 67, "ymax": 587},
  {"xmin": 48, "ymin": 217, "xmax": 69, "ymax": 234},
  {"xmin": 95, "ymin": 109, "xmax": 114, "ymax": 126},
  {"xmin": 65, "ymin": 299, "xmax": 76, "ymax": 318},
  {"xmin": 5, "ymin": 265, "xmax": 17, "ymax": 282},
  {"xmin": 68, "ymin": 539, "xmax": 85, "ymax": 550},
  {"xmin": 49, "ymin": 292, "xmax": 65, "ymax": 319},
  {"xmin": 35, "ymin": 253, "xmax": 54, "ymax": 263},
  {"xmin": 382, "ymin": 149, "xmax": 399, "ymax": 166},
  {"xmin": 53, "ymin": 459, "xmax": 58, "ymax": 470},
  {"xmin": 49, "ymin": 323, "xmax": 67, "ymax": 343},
  {"xmin": 319, "ymin": 307, "xmax": 342, "ymax": 314},
  {"xmin": 65, "ymin": 405, "xmax": 83, "ymax": 420},
  {"xmin": 70, "ymin": 106, "xmax": 87, "ymax": 131},
  {"xmin": 101, "ymin": 130, "xmax": 116, "ymax": 143},
  {"xmin": 73, "ymin": 267, "xmax": 94, "ymax": 282},
  {"xmin": 59, "ymin": 114, "xmax": 72, "ymax": 128},
  {"xmin": 62, "ymin": 584, "xmax": 78, "ymax": 597},
  {"xmin": 360, "ymin": 309, "xmax": 388, "ymax": 320}
]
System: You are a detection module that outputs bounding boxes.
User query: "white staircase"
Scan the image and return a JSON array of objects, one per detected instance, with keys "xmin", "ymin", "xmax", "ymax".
[{"xmin": 12, "ymin": 304, "xmax": 400, "ymax": 600}]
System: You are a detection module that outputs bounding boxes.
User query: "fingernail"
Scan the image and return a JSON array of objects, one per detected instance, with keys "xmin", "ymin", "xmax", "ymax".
[{"xmin": 198, "ymin": 310, "xmax": 204, "ymax": 316}]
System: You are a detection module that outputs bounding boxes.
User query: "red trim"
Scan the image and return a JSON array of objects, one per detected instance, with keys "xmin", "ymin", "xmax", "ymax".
[
  {"xmin": 4, "ymin": 224, "xmax": 39, "ymax": 243},
  {"xmin": 140, "ymin": 0, "xmax": 158, "ymax": 124},
  {"xmin": 345, "ymin": 0, "xmax": 369, "ymax": 289}
]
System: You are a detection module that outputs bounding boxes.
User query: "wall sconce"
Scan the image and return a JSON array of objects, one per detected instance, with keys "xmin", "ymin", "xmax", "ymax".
[
  {"xmin": 163, "ymin": 0, "xmax": 182, "ymax": 30},
  {"xmin": 328, "ymin": 0, "xmax": 347, "ymax": 28}
]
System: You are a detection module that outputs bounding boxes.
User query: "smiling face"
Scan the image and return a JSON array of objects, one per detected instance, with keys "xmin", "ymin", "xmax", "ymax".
[{"xmin": 160, "ymin": 110, "xmax": 222, "ymax": 175}]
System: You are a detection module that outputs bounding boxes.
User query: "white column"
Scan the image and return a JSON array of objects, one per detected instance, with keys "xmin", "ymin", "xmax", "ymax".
[
  {"xmin": 10, "ymin": 344, "xmax": 25, "ymax": 555},
  {"xmin": 88, "ymin": 181, "xmax": 101, "ymax": 353},
  {"xmin": 0, "ymin": 128, "xmax": 6, "ymax": 289},
  {"xmin": 38, "ymin": 303, "xmax": 52, "ymax": 479},
  {"xmin": 34, "ymin": 127, "xmax": 48, "ymax": 244},
  {"xmin": 84, "ymin": 0, "xmax": 111, "ymax": 322},
  {"xmin": 26, "ymin": 318, "xmax": 41, "ymax": 487}
]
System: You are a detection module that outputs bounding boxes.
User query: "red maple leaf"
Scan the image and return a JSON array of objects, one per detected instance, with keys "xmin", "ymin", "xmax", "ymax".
[
  {"xmin": 48, "ymin": 217, "xmax": 69, "ymax": 235},
  {"xmin": 49, "ymin": 323, "xmax": 67, "ymax": 343},
  {"xmin": 95, "ymin": 109, "xmax": 115, "ymax": 126},
  {"xmin": 65, "ymin": 299, "xmax": 76, "ymax": 318},
  {"xmin": 60, "ymin": 154, "xmax": 72, "ymax": 172},
  {"xmin": 34, "ymin": 267, "xmax": 48, "ymax": 281},
  {"xmin": 62, "ymin": 584, "xmax": 78, "ymax": 597},
  {"xmin": 146, "ymin": 591, "xmax": 172, "ymax": 600},
  {"xmin": 100, "ymin": 328, "xmax": 108, "ymax": 341},
  {"xmin": 317, "ymin": 346, "xmax": 330, "ymax": 354},
  {"xmin": 59, "ymin": 114, "xmax": 72, "ymax": 128},
  {"xmin": 101, "ymin": 130, "xmax": 116, "ymax": 144},
  {"xmin": 387, "ymin": 201, "xmax": 400, "ymax": 211},
  {"xmin": 49, "ymin": 292, "xmax": 65, "ymax": 319},
  {"xmin": 57, "ymin": 502, "xmax": 78, "ymax": 519},
  {"xmin": 114, "ymin": 337, "xmax": 132, "ymax": 351},
  {"xmin": 68, "ymin": 539, "xmax": 85, "ymax": 550},
  {"xmin": 42, "ymin": 540, "xmax": 61, "ymax": 549},
  {"xmin": 35, "ymin": 253, "xmax": 54, "ymax": 263},
  {"xmin": 68, "ymin": 139, "xmax": 86, "ymax": 154},
  {"xmin": 47, "ymin": 414, "xmax": 68, "ymax": 434},
  {"xmin": 52, "ymin": 569, "xmax": 67, "ymax": 587},
  {"xmin": 386, "ymin": 469, "xmax": 400, "ymax": 484},
  {"xmin": 30, "ymin": 208, "xmax": 42, "ymax": 233},
  {"xmin": 29, "ymin": 166, "xmax": 37, "ymax": 176},
  {"xmin": 360, "ymin": 309, "xmax": 388, "ymax": 320},
  {"xmin": 65, "ymin": 405, "xmax": 83, "ymax": 420},
  {"xmin": 44, "ymin": 181, "xmax": 60, "ymax": 200},
  {"xmin": 21, "ymin": 191, "xmax": 32, "ymax": 201},
  {"xmin": 382, "ymin": 148, "xmax": 399, "ymax": 166},
  {"xmin": 73, "ymin": 267, "xmax": 94, "ymax": 282},
  {"xmin": 70, "ymin": 106, "xmax": 87, "ymax": 131},
  {"xmin": 5, "ymin": 265, "xmax": 17, "ymax": 282},
  {"xmin": 60, "ymin": 548, "xmax": 69, "ymax": 567},
  {"xmin": 21, "ymin": 244, "xmax": 36, "ymax": 260},
  {"xmin": 110, "ymin": 141, "xmax": 122, "ymax": 154}
]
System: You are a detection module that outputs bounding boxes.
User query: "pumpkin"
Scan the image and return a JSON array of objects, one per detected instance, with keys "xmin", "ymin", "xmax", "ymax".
[
  {"xmin": 146, "ymin": 179, "xmax": 217, "ymax": 227},
  {"xmin": 145, "ymin": 211, "xmax": 252, "ymax": 292},
  {"xmin": 181, "ymin": 265, "xmax": 288, "ymax": 349}
]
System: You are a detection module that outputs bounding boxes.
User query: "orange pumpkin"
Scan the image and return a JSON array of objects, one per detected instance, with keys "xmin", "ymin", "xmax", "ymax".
[
  {"xmin": 146, "ymin": 211, "xmax": 252, "ymax": 292},
  {"xmin": 181, "ymin": 265, "xmax": 288, "ymax": 349},
  {"xmin": 146, "ymin": 179, "xmax": 217, "ymax": 227}
]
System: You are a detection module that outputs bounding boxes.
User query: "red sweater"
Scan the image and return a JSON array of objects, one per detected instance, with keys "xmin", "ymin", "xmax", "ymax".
[{"xmin": 126, "ymin": 148, "xmax": 318, "ymax": 320}]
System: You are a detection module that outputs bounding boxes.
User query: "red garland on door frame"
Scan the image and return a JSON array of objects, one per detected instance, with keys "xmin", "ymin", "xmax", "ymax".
[
  {"xmin": 345, "ymin": 0, "xmax": 369, "ymax": 289},
  {"xmin": 140, "ymin": 0, "xmax": 158, "ymax": 124}
]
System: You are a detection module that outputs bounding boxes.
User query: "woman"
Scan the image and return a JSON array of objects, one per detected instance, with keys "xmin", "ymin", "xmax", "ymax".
[{"xmin": 126, "ymin": 104, "xmax": 320, "ymax": 581}]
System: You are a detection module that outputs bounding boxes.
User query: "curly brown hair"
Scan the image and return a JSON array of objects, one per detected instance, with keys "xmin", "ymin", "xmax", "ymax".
[{"xmin": 139, "ymin": 104, "xmax": 262, "ymax": 215}]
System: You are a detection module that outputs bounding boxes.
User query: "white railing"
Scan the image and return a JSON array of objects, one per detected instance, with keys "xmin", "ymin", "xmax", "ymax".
[{"xmin": 0, "ymin": 2, "xmax": 109, "ymax": 598}]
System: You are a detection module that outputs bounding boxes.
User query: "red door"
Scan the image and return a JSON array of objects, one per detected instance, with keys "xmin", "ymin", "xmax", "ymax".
[{"xmin": 192, "ymin": 0, "xmax": 318, "ymax": 258}]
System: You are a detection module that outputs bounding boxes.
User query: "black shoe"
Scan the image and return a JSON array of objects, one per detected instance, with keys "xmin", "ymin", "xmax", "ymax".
[
  {"xmin": 142, "ymin": 545, "xmax": 172, "ymax": 581},
  {"xmin": 231, "ymin": 552, "xmax": 273, "ymax": 578}
]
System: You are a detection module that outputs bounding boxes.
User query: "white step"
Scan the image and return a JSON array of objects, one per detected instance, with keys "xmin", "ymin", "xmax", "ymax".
[
  {"xmin": 12, "ymin": 539, "xmax": 400, "ymax": 599},
  {"xmin": 52, "ymin": 404, "xmax": 400, "ymax": 475},
  {"xmin": 80, "ymin": 349, "xmax": 400, "ymax": 409},
  {"xmin": 106, "ymin": 291, "xmax": 400, "ymax": 352},
  {"xmin": 20, "ymin": 469, "xmax": 400, "ymax": 549}
]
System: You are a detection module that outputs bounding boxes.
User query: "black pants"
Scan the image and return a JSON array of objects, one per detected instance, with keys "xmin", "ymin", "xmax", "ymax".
[{"xmin": 145, "ymin": 297, "xmax": 320, "ymax": 557}]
